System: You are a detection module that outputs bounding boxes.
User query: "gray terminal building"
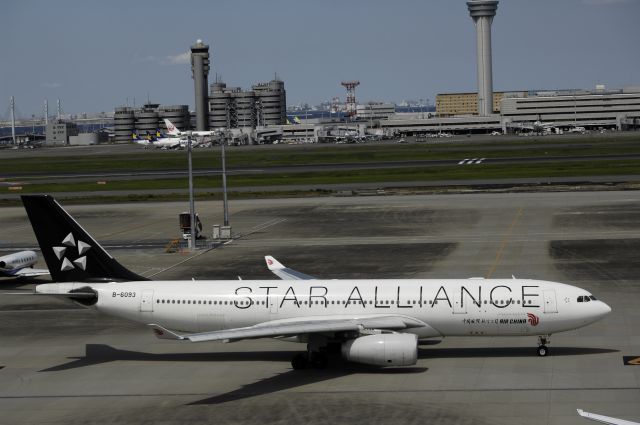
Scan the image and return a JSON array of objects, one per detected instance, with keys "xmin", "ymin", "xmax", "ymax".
[
  {"xmin": 208, "ymin": 79, "xmax": 286, "ymax": 129},
  {"xmin": 113, "ymin": 104, "xmax": 190, "ymax": 143}
]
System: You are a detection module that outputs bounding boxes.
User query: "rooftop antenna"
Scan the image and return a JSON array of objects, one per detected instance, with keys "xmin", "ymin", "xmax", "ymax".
[
  {"xmin": 10, "ymin": 96, "xmax": 16, "ymax": 145},
  {"xmin": 44, "ymin": 99, "xmax": 48, "ymax": 125},
  {"xmin": 56, "ymin": 98, "xmax": 62, "ymax": 120}
]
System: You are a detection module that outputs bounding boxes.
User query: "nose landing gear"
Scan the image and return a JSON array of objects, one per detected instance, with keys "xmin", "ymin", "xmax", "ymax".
[{"xmin": 537, "ymin": 335, "xmax": 550, "ymax": 357}]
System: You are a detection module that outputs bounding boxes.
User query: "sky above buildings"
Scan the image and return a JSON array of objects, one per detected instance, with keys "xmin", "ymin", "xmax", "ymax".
[{"xmin": 1, "ymin": 0, "xmax": 639, "ymax": 117}]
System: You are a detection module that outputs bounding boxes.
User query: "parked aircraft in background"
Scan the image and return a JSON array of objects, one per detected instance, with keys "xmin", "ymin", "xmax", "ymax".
[
  {"xmin": 132, "ymin": 132, "xmax": 153, "ymax": 146},
  {"xmin": 578, "ymin": 409, "xmax": 639, "ymax": 425},
  {"xmin": 0, "ymin": 250, "xmax": 49, "ymax": 278},
  {"xmin": 21, "ymin": 195, "xmax": 611, "ymax": 370},
  {"xmin": 163, "ymin": 119, "xmax": 220, "ymax": 138},
  {"xmin": 132, "ymin": 131, "xmax": 186, "ymax": 150}
]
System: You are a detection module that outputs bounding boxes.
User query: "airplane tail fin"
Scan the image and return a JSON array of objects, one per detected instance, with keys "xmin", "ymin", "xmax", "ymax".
[
  {"xmin": 163, "ymin": 119, "xmax": 180, "ymax": 136},
  {"xmin": 21, "ymin": 195, "xmax": 149, "ymax": 282}
]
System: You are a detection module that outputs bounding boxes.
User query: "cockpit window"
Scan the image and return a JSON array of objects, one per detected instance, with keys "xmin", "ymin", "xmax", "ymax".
[
  {"xmin": 577, "ymin": 296, "xmax": 584, "ymax": 302},
  {"xmin": 589, "ymin": 295, "xmax": 597, "ymax": 301}
]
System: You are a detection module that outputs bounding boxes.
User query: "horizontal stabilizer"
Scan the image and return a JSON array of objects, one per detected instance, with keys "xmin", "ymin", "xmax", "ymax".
[
  {"xmin": 577, "ymin": 409, "xmax": 640, "ymax": 425},
  {"xmin": 12, "ymin": 267, "xmax": 50, "ymax": 278}
]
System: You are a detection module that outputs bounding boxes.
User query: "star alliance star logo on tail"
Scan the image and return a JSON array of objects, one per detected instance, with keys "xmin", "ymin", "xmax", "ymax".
[
  {"xmin": 527, "ymin": 313, "xmax": 540, "ymax": 326},
  {"xmin": 52, "ymin": 232, "xmax": 91, "ymax": 272}
]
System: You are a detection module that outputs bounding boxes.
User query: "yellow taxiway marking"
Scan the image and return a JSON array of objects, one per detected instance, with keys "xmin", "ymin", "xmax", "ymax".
[{"xmin": 486, "ymin": 206, "xmax": 524, "ymax": 279}]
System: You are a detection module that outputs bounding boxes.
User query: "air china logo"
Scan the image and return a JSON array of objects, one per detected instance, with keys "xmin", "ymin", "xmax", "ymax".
[
  {"xmin": 52, "ymin": 232, "xmax": 91, "ymax": 272},
  {"xmin": 527, "ymin": 313, "xmax": 540, "ymax": 326},
  {"xmin": 267, "ymin": 259, "xmax": 273, "ymax": 266}
]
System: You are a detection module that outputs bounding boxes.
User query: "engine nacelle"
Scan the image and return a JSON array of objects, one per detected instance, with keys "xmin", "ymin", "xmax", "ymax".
[{"xmin": 341, "ymin": 333, "xmax": 418, "ymax": 366}]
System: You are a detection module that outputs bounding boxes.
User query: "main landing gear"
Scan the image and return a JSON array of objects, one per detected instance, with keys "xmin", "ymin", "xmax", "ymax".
[
  {"xmin": 291, "ymin": 351, "xmax": 328, "ymax": 370},
  {"xmin": 291, "ymin": 335, "xmax": 331, "ymax": 370},
  {"xmin": 537, "ymin": 335, "xmax": 551, "ymax": 357}
]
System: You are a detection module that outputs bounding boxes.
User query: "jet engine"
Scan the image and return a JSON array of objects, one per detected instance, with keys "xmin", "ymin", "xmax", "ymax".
[{"xmin": 341, "ymin": 333, "xmax": 418, "ymax": 366}]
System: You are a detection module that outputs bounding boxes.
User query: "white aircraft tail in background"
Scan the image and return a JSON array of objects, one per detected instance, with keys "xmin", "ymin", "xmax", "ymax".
[{"xmin": 163, "ymin": 119, "xmax": 180, "ymax": 136}]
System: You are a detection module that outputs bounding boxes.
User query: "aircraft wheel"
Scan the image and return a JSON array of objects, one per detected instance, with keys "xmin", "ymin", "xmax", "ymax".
[
  {"xmin": 537, "ymin": 345, "xmax": 548, "ymax": 357},
  {"xmin": 291, "ymin": 353, "xmax": 309, "ymax": 370}
]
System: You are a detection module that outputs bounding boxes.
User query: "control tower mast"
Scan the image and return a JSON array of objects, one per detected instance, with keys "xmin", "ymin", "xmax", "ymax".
[
  {"xmin": 341, "ymin": 81, "xmax": 360, "ymax": 119},
  {"xmin": 191, "ymin": 39, "xmax": 210, "ymax": 131},
  {"xmin": 467, "ymin": 0, "xmax": 498, "ymax": 116}
]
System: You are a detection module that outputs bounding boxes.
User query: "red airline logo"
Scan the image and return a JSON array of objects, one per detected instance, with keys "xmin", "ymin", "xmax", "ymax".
[{"xmin": 527, "ymin": 313, "xmax": 540, "ymax": 326}]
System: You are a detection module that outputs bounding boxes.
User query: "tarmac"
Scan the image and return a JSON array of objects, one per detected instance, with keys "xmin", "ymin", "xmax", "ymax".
[{"xmin": 1, "ymin": 191, "xmax": 639, "ymax": 425}]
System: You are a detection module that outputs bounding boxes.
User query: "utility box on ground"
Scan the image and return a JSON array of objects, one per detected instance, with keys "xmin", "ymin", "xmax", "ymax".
[{"xmin": 213, "ymin": 225, "xmax": 232, "ymax": 240}]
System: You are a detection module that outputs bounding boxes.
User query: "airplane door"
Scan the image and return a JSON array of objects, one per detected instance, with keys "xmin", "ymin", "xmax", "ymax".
[
  {"xmin": 453, "ymin": 293, "xmax": 467, "ymax": 314},
  {"xmin": 140, "ymin": 290, "xmax": 154, "ymax": 312},
  {"xmin": 543, "ymin": 290, "xmax": 558, "ymax": 314},
  {"xmin": 269, "ymin": 295, "xmax": 279, "ymax": 315}
]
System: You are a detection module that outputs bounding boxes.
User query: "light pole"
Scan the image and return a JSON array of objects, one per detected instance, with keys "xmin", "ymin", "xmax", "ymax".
[
  {"xmin": 186, "ymin": 132, "xmax": 196, "ymax": 251},
  {"xmin": 221, "ymin": 136, "xmax": 229, "ymax": 227}
]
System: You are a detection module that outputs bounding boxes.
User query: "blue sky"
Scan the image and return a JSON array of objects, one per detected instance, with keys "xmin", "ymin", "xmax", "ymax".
[{"xmin": 1, "ymin": 0, "xmax": 639, "ymax": 117}]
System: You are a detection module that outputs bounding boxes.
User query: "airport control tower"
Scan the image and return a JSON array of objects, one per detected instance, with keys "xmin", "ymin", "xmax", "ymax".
[
  {"xmin": 190, "ymin": 39, "xmax": 210, "ymax": 131},
  {"xmin": 467, "ymin": 0, "xmax": 498, "ymax": 116}
]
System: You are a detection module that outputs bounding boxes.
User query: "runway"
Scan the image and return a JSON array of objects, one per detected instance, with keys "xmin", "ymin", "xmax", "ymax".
[{"xmin": 1, "ymin": 191, "xmax": 639, "ymax": 424}]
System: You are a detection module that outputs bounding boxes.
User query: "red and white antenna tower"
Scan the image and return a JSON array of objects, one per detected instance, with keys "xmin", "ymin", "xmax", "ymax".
[{"xmin": 341, "ymin": 80, "xmax": 360, "ymax": 118}]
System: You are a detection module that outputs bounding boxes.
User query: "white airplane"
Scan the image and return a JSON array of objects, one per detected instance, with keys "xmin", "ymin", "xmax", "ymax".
[
  {"xmin": 0, "ymin": 250, "xmax": 49, "ymax": 278},
  {"xmin": 21, "ymin": 195, "xmax": 611, "ymax": 370},
  {"xmin": 577, "ymin": 409, "xmax": 640, "ymax": 425},
  {"xmin": 132, "ymin": 131, "xmax": 186, "ymax": 150},
  {"xmin": 163, "ymin": 119, "xmax": 219, "ymax": 138}
]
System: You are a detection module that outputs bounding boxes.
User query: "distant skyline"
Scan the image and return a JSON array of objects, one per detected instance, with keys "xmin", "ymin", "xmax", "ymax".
[{"xmin": 1, "ymin": 0, "xmax": 639, "ymax": 118}]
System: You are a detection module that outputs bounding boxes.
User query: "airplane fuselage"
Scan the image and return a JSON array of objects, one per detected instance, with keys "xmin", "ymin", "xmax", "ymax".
[
  {"xmin": 0, "ymin": 250, "xmax": 38, "ymax": 277},
  {"xmin": 39, "ymin": 279, "xmax": 610, "ymax": 339}
]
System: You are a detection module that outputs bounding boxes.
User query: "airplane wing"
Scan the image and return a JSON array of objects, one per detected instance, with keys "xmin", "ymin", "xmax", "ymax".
[
  {"xmin": 149, "ymin": 314, "xmax": 430, "ymax": 343},
  {"xmin": 577, "ymin": 409, "xmax": 640, "ymax": 425},
  {"xmin": 264, "ymin": 256, "xmax": 317, "ymax": 280},
  {"xmin": 5, "ymin": 267, "xmax": 50, "ymax": 278}
]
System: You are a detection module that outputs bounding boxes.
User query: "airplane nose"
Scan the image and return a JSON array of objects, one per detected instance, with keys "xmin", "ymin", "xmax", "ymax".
[{"xmin": 596, "ymin": 301, "xmax": 612, "ymax": 319}]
